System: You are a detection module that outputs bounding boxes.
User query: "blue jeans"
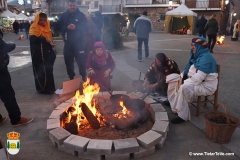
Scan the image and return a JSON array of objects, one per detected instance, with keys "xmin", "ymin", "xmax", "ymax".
[
  {"xmin": 198, "ymin": 32, "xmax": 206, "ymax": 39},
  {"xmin": 25, "ymin": 29, "xmax": 29, "ymax": 39},
  {"xmin": 137, "ymin": 38, "xmax": 149, "ymax": 60}
]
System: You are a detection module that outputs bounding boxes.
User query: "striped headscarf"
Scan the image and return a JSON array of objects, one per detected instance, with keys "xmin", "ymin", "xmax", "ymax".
[
  {"xmin": 192, "ymin": 37, "xmax": 208, "ymax": 48},
  {"xmin": 184, "ymin": 37, "xmax": 217, "ymax": 75}
]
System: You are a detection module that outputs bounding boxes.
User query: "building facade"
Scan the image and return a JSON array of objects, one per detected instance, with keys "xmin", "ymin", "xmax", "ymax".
[
  {"xmin": 0, "ymin": 0, "xmax": 8, "ymax": 10},
  {"xmin": 46, "ymin": 0, "xmax": 230, "ymax": 32}
]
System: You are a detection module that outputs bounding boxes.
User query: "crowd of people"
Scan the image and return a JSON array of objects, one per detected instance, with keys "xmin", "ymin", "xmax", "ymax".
[
  {"xmin": 12, "ymin": 20, "xmax": 31, "ymax": 39},
  {"xmin": 0, "ymin": 1, "xmax": 219, "ymax": 128}
]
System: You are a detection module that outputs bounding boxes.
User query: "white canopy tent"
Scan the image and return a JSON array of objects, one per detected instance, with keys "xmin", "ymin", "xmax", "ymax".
[
  {"xmin": 18, "ymin": 13, "xmax": 29, "ymax": 20},
  {"xmin": 0, "ymin": 10, "xmax": 26, "ymax": 20},
  {"xmin": 166, "ymin": 4, "xmax": 197, "ymax": 17},
  {"xmin": 0, "ymin": 10, "xmax": 17, "ymax": 18},
  {"xmin": 27, "ymin": 15, "xmax": 35, "ymax": 21},
  {"xmin": 164, "ymin": 4, "xmax": 198, "ymax": 34},
  {"xmin": 14, "ymin": 14, "xmax": 27, "ymax": 20}
]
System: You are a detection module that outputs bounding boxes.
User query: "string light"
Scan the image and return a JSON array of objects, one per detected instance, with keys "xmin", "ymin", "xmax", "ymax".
[{"xmin": 18, "ymin": 0, "xmax": 24, "ymax": 5}]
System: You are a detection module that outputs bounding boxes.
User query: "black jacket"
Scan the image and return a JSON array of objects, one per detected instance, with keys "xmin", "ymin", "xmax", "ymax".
[
  {"xmin": 12, "ymin": 22, "xmax": 19, "ymax": 30},
  {"xmin": 0, "ymin": 36, "xmax": 16, "ymax": 69},
  {"xmin": 205, "ymin": 19, "xmax": 219, "ymax": 35},
  {"xmin": 57, "ymin": 9, "xmax": 88, "ymax": 46},
  {"xmin": 0, "ymin": 29, "xmax": 3, "ymax": 37},
  {"xmin": 196, "ymin": 17, "xmax": 207, "ymax": 33}
]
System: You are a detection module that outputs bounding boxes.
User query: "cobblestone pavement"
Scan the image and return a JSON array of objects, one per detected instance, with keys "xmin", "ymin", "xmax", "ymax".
[{"xmin": 0, "ymin": 32, "xmax": 239, "ymax": 160}]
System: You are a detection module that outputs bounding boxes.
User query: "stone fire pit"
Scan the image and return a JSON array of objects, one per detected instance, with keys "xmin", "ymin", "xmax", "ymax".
[{"xmin": 47, "ymin": 91, "xmax": 169, "ymax": 160}]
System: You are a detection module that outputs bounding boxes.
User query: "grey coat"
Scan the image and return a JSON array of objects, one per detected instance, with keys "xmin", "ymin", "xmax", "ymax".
[{"xmin": 133, "ymin": 15, "xmax": 153, "ymax": 38}]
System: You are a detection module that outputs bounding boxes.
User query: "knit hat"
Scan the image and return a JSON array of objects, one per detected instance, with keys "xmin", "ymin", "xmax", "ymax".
[{"xmin": 192, "ymin": 37, "xmax": 208, "ymax": 48}]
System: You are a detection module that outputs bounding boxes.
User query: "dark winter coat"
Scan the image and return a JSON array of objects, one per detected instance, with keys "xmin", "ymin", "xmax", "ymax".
[
  {"xmin": 196, "ymin": 17, "xmax": 207, "ymax": 33},
  {"xmin": 0, "ymin": 36, "xmax": 15, "ymax": 69},
  {"xmin": 57, "ymin": 9, "xmax": 88, "ymax": 48},
  {"xmin": 12, "ymin": 21, "xmax": 19, "ymax": 30},
  {"xmin": 205, "ymin": 19, "xmax": 219, "ymax": 36}
]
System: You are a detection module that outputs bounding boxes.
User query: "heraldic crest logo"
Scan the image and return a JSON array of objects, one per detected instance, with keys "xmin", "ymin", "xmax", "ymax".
[{"xmin": 6, "ymin": 131, "xmax": 20, "ymax": 155}]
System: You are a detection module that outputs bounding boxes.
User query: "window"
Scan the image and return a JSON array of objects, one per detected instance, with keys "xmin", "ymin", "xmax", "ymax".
[
  {"xmin": 159, "ymin": 14, "xmax": 165, "ymax": 21},
  {"xmin": 77, "ymin": 0, "xmax": 82, "ymax": 5},
  {"xmin": 85, "ymin": 1, "xmax": 90, "ymax": 5},
  {"xmin": 94, "ymin": 1, "xmax": 98, "ymax": 8}
]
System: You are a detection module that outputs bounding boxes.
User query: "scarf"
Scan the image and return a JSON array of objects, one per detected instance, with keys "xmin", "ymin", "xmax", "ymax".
[
  {"xmin": 29, "ymin": 12, "xmax": 52, "ymax": 41},
  {"xmin": 184, "ymin": 37, "xmax": 217, "ymax": 76},
  {"xmin": 154, "ymin": 53, "xmax": 167, "ymax": 73},
  {"xmin": 93, "ymin": 42, "xmax": 107, "ymax": 66}
]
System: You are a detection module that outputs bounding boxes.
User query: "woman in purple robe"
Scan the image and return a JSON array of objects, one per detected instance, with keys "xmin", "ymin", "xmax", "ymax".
[{"xmin": 86, "ymin": 42, "xmax": 115, "ymax": 91}]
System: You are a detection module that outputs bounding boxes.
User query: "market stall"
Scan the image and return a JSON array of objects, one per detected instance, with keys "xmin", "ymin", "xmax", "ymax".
[{"xmin": 164, "ymin": 4, "xmax": 198, "ymax": 35}]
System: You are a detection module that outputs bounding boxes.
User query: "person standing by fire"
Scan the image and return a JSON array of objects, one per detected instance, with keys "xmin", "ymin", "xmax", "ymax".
[
  {"xmin": 29, "ymin": 12, "xmax": 56, "ymax": 94},
  {"xmin": 86, "ymin": 42, "xmax": 115, "ymax": 91},
  {"xmin": 57, "ymin": 0, "xmax": 88, "ymax": 81},
  {"xmin": 0, "ymin": 7, "xmax": 33, "ymax": 126}
]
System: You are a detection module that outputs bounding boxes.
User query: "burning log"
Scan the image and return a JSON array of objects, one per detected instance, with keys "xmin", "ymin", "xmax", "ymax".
[
  {"xmin": 60, "ymin": 112, "xmax": 79, "ymax": 134},
  {"xmin": 81, "ymin": 103, "xmax": 100, "ymax": 129},
  {"xmin": 65, "ymin": 115, "xmax": 79, "ymax": 134},
  {"xmin": 60, "ymin": 111, "xmax": 68, "ymax": 128},
  {"xmin": 97, "ymin": 98, "xmax": 152, "ymax": 130}
]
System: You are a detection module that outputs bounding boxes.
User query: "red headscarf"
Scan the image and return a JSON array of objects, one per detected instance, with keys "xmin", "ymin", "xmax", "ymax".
[{"xmin": 92, "ymin": 42, "xmax": 108, "ymax": 66}]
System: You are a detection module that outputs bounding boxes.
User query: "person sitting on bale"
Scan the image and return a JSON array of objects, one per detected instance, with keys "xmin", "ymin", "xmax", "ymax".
[
  {"xmin": 142, "ymin": 53, "xmax": 180, "ymax": 96},
  {"xmin": 166, "ymin": 37, "xmax": 218, "ymax": 124},
  {"xmin": 86, "ymin": 42, "xmax": 115, "ymax": 91}
]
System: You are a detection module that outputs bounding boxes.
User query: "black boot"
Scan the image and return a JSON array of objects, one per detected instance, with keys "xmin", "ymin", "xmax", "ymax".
[{"xmin": 171, "ymin": 116, "xmax": 185, "ymax": 124}]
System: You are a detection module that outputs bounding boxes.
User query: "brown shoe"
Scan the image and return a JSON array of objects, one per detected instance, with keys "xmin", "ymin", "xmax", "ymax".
[
  {"xmin": 0, "ymin": 117, "xmax": 7, "ymax": 125},
  {"xmin": 12, "ymin": 117, "xmax": 33, "ymax": 127}
]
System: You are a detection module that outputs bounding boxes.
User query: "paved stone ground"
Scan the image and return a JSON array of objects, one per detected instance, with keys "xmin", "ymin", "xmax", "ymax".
[{"xmin": 0, "ymin": 32, "xmax": 239, "ymax": 160}]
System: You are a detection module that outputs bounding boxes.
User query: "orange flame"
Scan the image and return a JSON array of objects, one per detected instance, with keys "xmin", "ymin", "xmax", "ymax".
[
  {"xmin": 119, "ymin": 100, "xmax": 128, "ymax": 115},
  {"xmin": 217, "ymin": 35, "xmax": 225, "ymax": 44},
  {"xmin": 113, "ymin": 100, "xmax": 130, "ymax": 119},
  {"xmin": 65, "ymin": 78, "xmax": 100, "ymax": 129}
]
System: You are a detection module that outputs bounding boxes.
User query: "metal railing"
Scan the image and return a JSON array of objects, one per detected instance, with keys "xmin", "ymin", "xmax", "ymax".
[
  {"xmin": 185, "ymin": 0, "xmax": 221, "ymax": 8},
  {"xmin": 125, "ymin": 0, "xmax": 179, "ymax": 5},
  {"xmin": 50, "ymin": 7, "xmax": 67, "ymax": 13},
  {"xmin": 100, "ymin": 5, "xmax": 120, "ymax": 12},
  {"xmin": 125, "ymin": 0, "xmax": 151, "ymax": 5}
]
